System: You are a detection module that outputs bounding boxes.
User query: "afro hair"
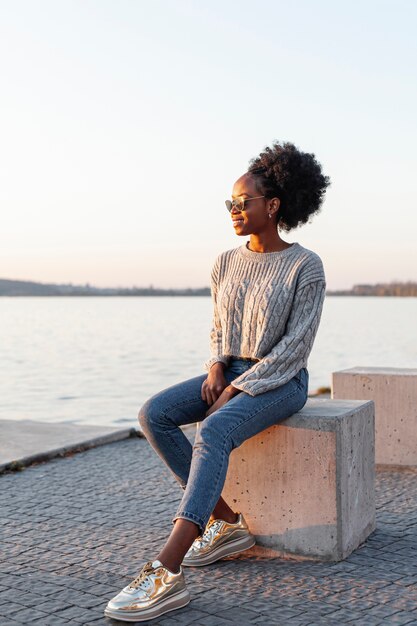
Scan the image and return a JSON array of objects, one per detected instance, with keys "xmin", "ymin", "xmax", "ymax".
[{"xmin": 248, "ymin": 141, "xmax": 330, "ymax": 232}]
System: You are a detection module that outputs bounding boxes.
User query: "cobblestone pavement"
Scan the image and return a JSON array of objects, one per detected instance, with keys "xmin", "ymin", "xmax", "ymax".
[{"xmin": 1, "ymin": 433, "xmax": 416, "ymax": 626}]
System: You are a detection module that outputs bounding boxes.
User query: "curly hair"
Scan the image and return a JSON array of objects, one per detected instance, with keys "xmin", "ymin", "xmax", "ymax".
[{"xmin": 248, "ymin": 141, "xmax": 330, "ymax": 232}]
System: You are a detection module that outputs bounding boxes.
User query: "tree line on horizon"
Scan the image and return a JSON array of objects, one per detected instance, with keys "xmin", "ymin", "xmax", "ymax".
[
  {"xmin": 327, "ymin": 281, "xmax": 417, "ymax": 297},
  {"xmin": 0, "ymin": 278, "xmax": 416, "ymax": 297}
]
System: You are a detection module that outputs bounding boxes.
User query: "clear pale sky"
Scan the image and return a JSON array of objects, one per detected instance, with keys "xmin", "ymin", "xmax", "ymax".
[{"xmin": 1, "ymin": 0, "xmax": 416, "ymax": 289}]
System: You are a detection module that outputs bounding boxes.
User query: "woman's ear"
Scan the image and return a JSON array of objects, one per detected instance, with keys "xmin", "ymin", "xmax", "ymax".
[{"xmin": 269, "ymin": 197, "xmax": 280, "ymax": 215}]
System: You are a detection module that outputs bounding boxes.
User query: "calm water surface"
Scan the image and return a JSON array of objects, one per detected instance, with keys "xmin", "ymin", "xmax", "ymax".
[{"xmin": 1, "ymin": 296, "xmax": 416, "ymax": 427}]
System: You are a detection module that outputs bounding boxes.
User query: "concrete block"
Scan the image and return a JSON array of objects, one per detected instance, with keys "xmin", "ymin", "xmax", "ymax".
[
  {"xmin": 332, "ymin": 367, "xmax": 417, "ymax": 467},
  {"xmin": 221, "ymin": 398, "xmax": 375, "ymax": 561}
]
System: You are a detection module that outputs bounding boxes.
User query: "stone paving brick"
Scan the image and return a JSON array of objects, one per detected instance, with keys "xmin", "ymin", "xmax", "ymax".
[
  {"xmin": 401, "ymin": 576, "xmax": 417, "ymax": 590},
  {"xmin": 151, "ymin": 617, "xmax": 186, "ymax": 626},
  {"xmin": 6, "ymin": 606, "xmax": 50, "ymax": 622},
  {"xmin": 4, "ymin": 592, "xmax": 48, "ymax": 609},
  {"xmin": 379, "ymin": 613, "xmax": 417, "ymax": 626},
  {"xmin": 30, "ymin": 618, "xmax": 71, "ymax": 626},
  {"xmin": 0, "ymin": 602, "xmax": 31, "ymax": 617},
  {"xmin": 193, "ymin": 597, "xmax": 236, "ymax": 614},
  {"xmin": 188, "ymin": 617, "xmax": 234, "ymax": 626},
  {"xmin": 216, "ymin": 606, "xmax": 263, "ymax": 622},
  {"xmin": 55, "ymin": 605, "xmax": 102, "ymax": 622},
  {"xmin": 282, "ymin": 616, "xmax": 321, "ymax": 625},
  {"xmin": 327, "ymin": 606, "xmax": 377, "ymax": 621},
  {"xmin": 1, "ymin": 437, "xmax": 416, "ymax": 625},
  {"xmin": 34, "ymin": 599, "xmax": 76, "ymax": 614}
]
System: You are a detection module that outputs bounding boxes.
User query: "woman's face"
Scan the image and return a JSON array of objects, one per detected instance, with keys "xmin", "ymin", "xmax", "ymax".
[{"xmin": 229, "ymin": 173, "xmax": 273, "ymax": 236}]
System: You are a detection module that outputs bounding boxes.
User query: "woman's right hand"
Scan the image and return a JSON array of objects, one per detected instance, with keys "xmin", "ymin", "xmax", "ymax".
[{"xmin": 201, "ymin": 362, "xmax": 228, "ymax": 406}]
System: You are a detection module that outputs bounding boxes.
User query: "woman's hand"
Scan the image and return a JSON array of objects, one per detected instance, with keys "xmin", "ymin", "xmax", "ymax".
[
  {"xmin": 201, "ymin": 362, "xmax": 228, "ymax": 406},
  {"xmin": 205, "ymin": 384, "xmax": 240, "ymax": 417}
]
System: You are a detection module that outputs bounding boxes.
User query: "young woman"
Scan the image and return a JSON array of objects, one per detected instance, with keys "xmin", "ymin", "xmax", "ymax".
[{"xmin": 105, "ymin": 141, "xmax": 330, "ymax": 622}]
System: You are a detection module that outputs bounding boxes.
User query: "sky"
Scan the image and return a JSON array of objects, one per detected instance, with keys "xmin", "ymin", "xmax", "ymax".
[{"xmin": 0, "ymin": 0, "xmax": 416, "ymax": 289}]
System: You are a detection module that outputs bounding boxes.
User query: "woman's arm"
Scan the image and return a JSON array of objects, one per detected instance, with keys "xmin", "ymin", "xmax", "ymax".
[
  {"xmin": 202, "ymin": 255, "xmax": 230, "ymax": 406},
  {"xmin": 202, "ymin": 361, "xmax": 228, "ymax": 406},
  {"xmin": 204, "ymin": 255, "xmax": 230, "ymax": 371},
  {"xmin": 230, "ymin": 278, "xmax": 326, "ymax": 396}
]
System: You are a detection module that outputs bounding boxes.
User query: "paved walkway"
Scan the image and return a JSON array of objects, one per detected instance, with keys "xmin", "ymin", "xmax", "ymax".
[
  {"xmin": 0, "ymin": 419, "xmax": 137, "ymax": 473},
  {"xmin": 1, "ymin": 434, "xmax": 416, "ymax": 625}
]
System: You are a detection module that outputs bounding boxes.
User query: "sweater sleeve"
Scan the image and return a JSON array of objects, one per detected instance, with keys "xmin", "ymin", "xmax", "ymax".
[
  {"xmin": 204, "ymin": 256, "xmax": 230, "ymax": 371},
  {"xmin": 230, "ymin": 278, "xmax": 326, "ymax": 396}
]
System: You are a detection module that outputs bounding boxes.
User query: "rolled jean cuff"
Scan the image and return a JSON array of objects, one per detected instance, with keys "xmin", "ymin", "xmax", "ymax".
[{"xmin": 172, "ymin": 511, "xmax": 206, "ymax": 534}]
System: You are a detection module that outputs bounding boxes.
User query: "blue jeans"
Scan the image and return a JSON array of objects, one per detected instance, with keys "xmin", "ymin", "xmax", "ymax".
[{"xmin": 138, "ymin": 359, "xmax": 309, "ymax": 534}]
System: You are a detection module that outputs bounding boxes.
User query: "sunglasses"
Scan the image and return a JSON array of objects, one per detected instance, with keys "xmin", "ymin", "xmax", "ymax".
[{"xmin": 225, "ymin": 196, "xmax": 265, "ymax": 212}]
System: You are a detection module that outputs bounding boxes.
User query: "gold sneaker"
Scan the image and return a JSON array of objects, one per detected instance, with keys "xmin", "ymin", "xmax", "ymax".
[
  {"xmin": 104, "ymin": 559, "xmax": 190, "ymax": 622},
  {"xmin": 182, "ymin": 512, "xmax": 256, "ymax": 567}
]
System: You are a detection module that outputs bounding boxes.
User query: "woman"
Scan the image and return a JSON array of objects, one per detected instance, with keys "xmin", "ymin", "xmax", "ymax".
[{"xmin": 105, "ymin": 141, "xmax": 330, "ymax": 622}]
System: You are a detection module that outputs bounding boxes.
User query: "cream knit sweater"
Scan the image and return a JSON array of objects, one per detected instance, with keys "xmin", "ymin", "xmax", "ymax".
[{"xmin": 204, "ymin": 241, "xmax": 326, "ymax": 396}]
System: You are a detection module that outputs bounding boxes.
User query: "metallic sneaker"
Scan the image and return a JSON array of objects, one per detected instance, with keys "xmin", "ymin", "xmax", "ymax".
[
  {"xmin": 182, "ymin": 512, "xmax": 256, "ymax": 567},
  {"xmin": 104, "ymin": 559, "xmax": 190, "ymax": 622}
]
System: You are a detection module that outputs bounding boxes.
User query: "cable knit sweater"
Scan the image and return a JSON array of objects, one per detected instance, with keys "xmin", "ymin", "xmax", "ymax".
[{"xmin": 204, "ymin": 241, "xmax": 326, "ymax": 396}]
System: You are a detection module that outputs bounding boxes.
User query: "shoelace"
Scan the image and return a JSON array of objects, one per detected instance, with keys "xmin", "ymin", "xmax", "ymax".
[
  {"xmin": 128, "ymin": 561, "xmax": 156, "ymax": 590},
  {"xmin": 197, "ymin": 520, "xmax": 223, "ymax": 547}
]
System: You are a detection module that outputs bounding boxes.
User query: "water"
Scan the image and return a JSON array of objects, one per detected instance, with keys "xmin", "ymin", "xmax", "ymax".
[{"xmin": 1, "ymin": 296, "xmax": 416, "ymax": 427}]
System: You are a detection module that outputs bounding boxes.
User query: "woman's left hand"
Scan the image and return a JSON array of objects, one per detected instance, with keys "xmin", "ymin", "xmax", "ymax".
[{"xmin": 205, "ymin": 385, "xmax": 240, "ymax": 417}]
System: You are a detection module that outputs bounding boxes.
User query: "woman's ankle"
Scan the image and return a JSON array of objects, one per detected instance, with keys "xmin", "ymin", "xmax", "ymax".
[
  {"xmin": 155, "ymin": 555, "xmax": 181, "ymax": 574},
  {"xmin": 210, "ymin": 511, "xmax": 239, "ymax": 524}
]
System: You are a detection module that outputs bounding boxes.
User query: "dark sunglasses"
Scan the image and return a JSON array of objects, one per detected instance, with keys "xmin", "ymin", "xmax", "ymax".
[{"xmin": 225, "ymin": 196, "xmax": 265, "ymax": 212}]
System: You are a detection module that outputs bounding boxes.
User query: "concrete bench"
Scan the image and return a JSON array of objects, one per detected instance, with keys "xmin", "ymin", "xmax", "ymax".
[
  {"xmin": 332, "ymin": 367, "xmax": 417, "ymax": 467},
  {"xmin": 221, "ymin": 398, "xmax": 375, "ymax": 562}
]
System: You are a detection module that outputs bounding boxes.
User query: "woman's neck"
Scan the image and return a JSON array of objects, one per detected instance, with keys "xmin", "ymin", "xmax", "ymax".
[{"xmin": 248, "ymin": 233, "xmax": 292, "ymax": 253}]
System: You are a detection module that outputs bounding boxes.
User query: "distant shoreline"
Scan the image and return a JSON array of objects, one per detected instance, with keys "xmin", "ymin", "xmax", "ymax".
[{"xmin": 0, "ymin": 279, "xmax": 416, "ymax": 297}]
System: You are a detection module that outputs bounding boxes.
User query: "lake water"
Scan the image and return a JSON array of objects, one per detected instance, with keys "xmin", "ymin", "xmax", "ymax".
[{"xmin": 1, "ymin": 296, "xmax": 416, "ymax": 427}]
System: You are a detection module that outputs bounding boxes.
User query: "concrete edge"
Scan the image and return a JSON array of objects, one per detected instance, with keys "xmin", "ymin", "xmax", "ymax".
[
  {"xmin": 249, "ymin": 543, "xmax": 336, "ymax": 563},
  {"xmin": 287, "ymin": 399, "xmax": 375, "ymax": 432},
  {"xmin": 376, "ymin": 463, "xmax": 417, "ymax": 473},
  {"xmin": 0, "ymin": 427, "xmax": 143, "ymax": 475},
  {"xmin": 336, "ymin": 401, "xmax": 376, "ymax": 560},
  {"xmin": 332, "ymin": 366, "xmax": 417, "ymax": 376}
]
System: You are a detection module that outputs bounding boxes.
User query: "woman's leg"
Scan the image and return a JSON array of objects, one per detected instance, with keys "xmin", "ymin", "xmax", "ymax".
[
  {"xmin": 138, "ymin": 366, "xmax": 252, "ymax": 516},
  {"xmin": 138, "ymin": 374, "xmax": 209, "ymax": 489},
  {"xmin": 138, "ymin": 371, "xmax": 244, "ymax": 525},
  {"xmin": 157, "ymin": 368, "xmax": 309, "ymax": 572}
]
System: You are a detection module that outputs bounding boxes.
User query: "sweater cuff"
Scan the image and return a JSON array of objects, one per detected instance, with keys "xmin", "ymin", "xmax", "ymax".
[
  {"xmin": 230, "ymin": 366, "xmax": 303, "ymax": 397},
  {"xmin": 229, "ymin": 379, "xmax": 259, "ymax": 397},
  {"xmin": 204, "ymin": 356, "xmax": 230, "ymax": 372}
]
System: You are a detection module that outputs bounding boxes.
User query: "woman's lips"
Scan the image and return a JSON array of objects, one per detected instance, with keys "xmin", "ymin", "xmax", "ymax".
[{"xmin": 232, "ymin": 218, "xmax": 244, "ymax": 227}]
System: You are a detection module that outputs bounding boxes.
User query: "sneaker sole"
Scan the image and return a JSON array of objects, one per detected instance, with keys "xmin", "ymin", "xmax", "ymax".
[
  {"xmin": 182, "ymin": 533, "xmax": 256, "ymax": 567},
  {"xmin": 104, "ymin": 588, "xmax": 191, "ymax": 622}
]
